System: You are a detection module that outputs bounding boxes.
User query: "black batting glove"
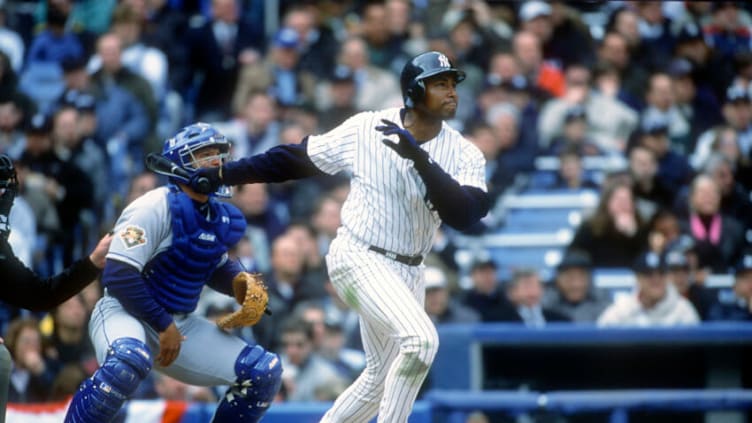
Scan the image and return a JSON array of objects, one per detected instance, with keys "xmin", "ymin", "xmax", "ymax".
[
  {"xmin": 189, "ymin": 167, "xmax": 222, "ymax": 195},
  {"xmin": 375, "ymin": 119, "xmax": 428, "ymax": 163}
]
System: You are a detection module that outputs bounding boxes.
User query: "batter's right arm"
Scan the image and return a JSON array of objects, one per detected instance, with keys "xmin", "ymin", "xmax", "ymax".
[{"xmin": 189, "ymin": 138, "xmax": 326, "ymax": 193}]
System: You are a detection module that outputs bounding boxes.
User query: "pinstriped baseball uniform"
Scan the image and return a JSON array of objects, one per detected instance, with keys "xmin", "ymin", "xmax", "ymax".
[{"xmin": 308, "ymin": 107, "xmax": 487, "ymax": 422}]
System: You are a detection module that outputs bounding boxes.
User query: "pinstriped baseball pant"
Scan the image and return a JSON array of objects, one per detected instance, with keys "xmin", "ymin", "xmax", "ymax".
[{"xmin": 320, "ymin": 238, "xmax": 438, "ymax": 423}]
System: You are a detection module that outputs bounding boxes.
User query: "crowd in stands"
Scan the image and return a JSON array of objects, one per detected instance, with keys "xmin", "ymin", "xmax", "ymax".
[{"xmin": 1, "ymin": 0, "xmax": 752, "ymax": 410}]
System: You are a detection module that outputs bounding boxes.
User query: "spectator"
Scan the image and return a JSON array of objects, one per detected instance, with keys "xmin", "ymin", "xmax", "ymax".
[
  {"xmin": 284, "ymin": 221, "xmax": 328, "ymax": 291},
  {"xmin": 25, "ymin": 1, "xmax": 83, "ymax": 65},
  {"xmin": 707, "ymin": 250, "xmax": 752, "ymax": 321},
  {"xmin": 692, "ymin": 85, "xmax": 752, "ymax": 170},
  {"xmin": 703, "ymin": 2, "xmax": 752, "ymax": 61},
  {"xmin": 278, "ymin": 317, "xmax": 347, "ymax": 402},
  {"xmin": 546, "ymin": 105, "xmax": 604, "ymax": 157},
  {"xmin": 219, "ymin": 93, "xmax": 282, "ymax": 161},
  {"xmin": 549, "ymin": 146, "xmax": 599, "ymax": 191},
  {"xmin": 634, "ymin": 1, "xmax": 676, "ymax": 72},
  {"xmin": 678, "ymin": 174, "xmax": 746, "ymax": 274},
  {"xmin": 545, "ymin": 1, "xmax": 596, "ymax": 68},
  {"xmin": 568, "ymin": 180, "xmax": 650, "ymax": 268},
  {"xmin": 0, "ymin": 3, "xmax": 23, "ymax": 73},
  {"xmin": 336, "ymin": 36, "xmax": 401, "ymax": 112},
  {"xmin": 316, "ymin": 65, "xmax": 359, "ymax": 132},
  {"xmin": 358, "ymin": 1, "xmax": 409, "ymax": 74},
  {"xmin": 42, "ymin": 294, "xmax": 96, "ymax": 376},
  {"xmin": 633, "ymin": 113, "xmax": 694, "ymax": 194},
  {"xmin": 461, "ymin": 258, "xmax": 508, "ymax": 322},
  {"xmin": 467, "ymin": 122, "xmax": 514, "ymax": 202},
  {"xmin": 4, "ymin": 318, "xmax": 56, "ymax": 403},
  {"xmin": 647, "ymin": 209, "xmax": 684, "ymax": 257},
  {"xmin": 490, "ymin": 268, "xmax": 569, "ymax": 326},
  {"xmin": 512, "ymin": 30, "xmax": 565, "ymax": 98},
  {"xmin": 663, "ymin": 241, "xmax": 714, "ymax": 320},
  {"xmin": 424, "ymin": 266, "xmax": 480, "ymax": 324},
  {"xmin": 232, "ymin": 27, "xmax": 317, "ymax": 113},
  {"xmin": 703, "ymin": 154, "xmax": 752, "ymax": 235},
  {"xmin": 597, "ymin": 251, "xmax": 700, "ymax": 326},
  {"xmin": 90, "ymin": 32, "xmax": 158, "ymax": 161},
  {"xmin": 0, "ymin": 94, "xmax": 27, "ymax": 160},
  {"xmin": 538, "ymin": 62, "xmax": 638, "ymax": 154},
  {"xmin": 485, "ymin": 102, "xmax": 537, "ymax": 185},
  {"xmin": 667, "ymin": 58, "xmax": 722, "ymax": 145},
  {"xmin": 641, "ymin": 72, "xmax": 692, "ymax": 153},
  {"xmin": 595, "ymin": 30, "xmax": 648, "ymax": 109},
  {"xmin": 182, "ymin": 0, "xmax": 261, "ymax": 121},
  {"xmin": 543, "ymin": 249, "xmax": 611, "ymax": 323},
  {"xmin": 318, "ymin": 316, "xmax": 366, "ymax": 385},
  {"xmin": 628, "ymin": 144, "xmax": 674, "ymax": 219},
  {"xmin": 19, "ymin": 113, "xmax": 94, "ymax": 269},
  {"xmin": 283, "ymin": 3, "xmax": 341, "ymax": 81},
  {"xmin": 231, "ymin": 182, "xmax": 288, "ymax": 273}
]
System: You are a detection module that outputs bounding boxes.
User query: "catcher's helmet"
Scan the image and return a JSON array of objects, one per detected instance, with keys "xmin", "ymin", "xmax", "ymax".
[
  {"xmin": 401, "ymin": 51, "xmax": 466, "ymax": 108},
  {"xmin": 162, "ymin": 122, "xmax": 231, "ymax": 197}
]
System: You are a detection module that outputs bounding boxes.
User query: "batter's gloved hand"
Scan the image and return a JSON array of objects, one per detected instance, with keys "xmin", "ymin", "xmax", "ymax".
[
  {"xmin": 375, "ymin": 119, "xmax": 427, "ymax": 162},
  {"xmin": 188, "ymin": 167, "xmax": 222, "ymax": 195},
  {"xmin": 216, "ymin": 272, "xmax": 270, "ymax": 330}
]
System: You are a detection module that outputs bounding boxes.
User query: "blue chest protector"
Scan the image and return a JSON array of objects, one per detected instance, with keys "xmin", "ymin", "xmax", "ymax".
[{"xmin": 143, "ymin": 187, "xmax": 245, "ymax": 313}]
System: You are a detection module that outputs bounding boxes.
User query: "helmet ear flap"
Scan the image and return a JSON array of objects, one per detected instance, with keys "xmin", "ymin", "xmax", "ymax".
[{"xmin": 405, "ymin": 79, "xmax": 425, "ymax": 108}]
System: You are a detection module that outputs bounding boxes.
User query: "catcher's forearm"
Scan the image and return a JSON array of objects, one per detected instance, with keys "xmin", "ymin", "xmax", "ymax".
[
  {"xmin": 103, "ymin": 260, "xmax": 174, "ymax": 332},
  {"xmin": 207, "ymin": 258, "xmax": 243, "ymax": 296}
]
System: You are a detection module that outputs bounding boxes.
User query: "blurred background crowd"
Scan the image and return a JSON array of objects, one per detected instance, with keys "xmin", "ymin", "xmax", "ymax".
[{"xmin": 1, "ymin": 0, "xmax": 752, "ymax": 410}]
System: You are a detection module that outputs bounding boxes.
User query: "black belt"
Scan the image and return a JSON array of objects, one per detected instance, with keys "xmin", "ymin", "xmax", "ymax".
[{"xmin": 368, "ymin": 246, "xmax": 423, "ymax": 266}]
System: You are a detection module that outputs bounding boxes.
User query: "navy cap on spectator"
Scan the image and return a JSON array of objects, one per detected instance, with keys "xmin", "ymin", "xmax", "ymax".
[
  {"xmin": 519, "ymin": 1, "xmax": 551, "ymax": 23},
  {"xmin": 26, "ymin": 113, "xmax": 52, "ymax": 134},
  {"xmin": 663, "ymin": 249, "xmax": 689, "ymax": 270},
  {"xmin": 61, "ymin": 55, "xmax": 87, "ymax": 74},
  {"xmin": 667, "ymin": 58, "xmax": 693, "ymax": 79},
  {"xmin": 563, "ymin": 105, "xmax": 587, "ymax": 124},
  {"xmin": 501, "ymin": 74, "xmax": 530, "ymax": 92},
  {"xmin": 471, "ymin": 258, "xmax": 497, "ymax": 272},
  {"xmin": 640, "ymin": 113, "xmax": 670, "ymax": 135},
  {"xmin": 734, "ymin": 252, "xmax": 752, "ymax": 276},
  {"xmin": 634, "ymin": 251, "xmax": 665, "ymax": 274},
  {"xmin": 675, "ymin": 23, "xmax": 704, "ymax": 45},
  {"xmin": 557, "ymin": 249, "xmax": 592, "ymax": 271},
  {"xmin": 274, "ymin": 27, "xmax": 299, "ymax": 49},
  {"xmin": 726, "ymin": 85, "xmax": 750, "ymax": 104},
  {"xmin": 330, "ymin": 64, "xmax": 354, "ymax": 83}
]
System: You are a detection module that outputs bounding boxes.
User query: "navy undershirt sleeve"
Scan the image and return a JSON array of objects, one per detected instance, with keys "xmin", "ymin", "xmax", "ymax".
[
  {"xmin": 103, "ymin": 259, "xmax": 173, "ymax": 332},
  {"xmin": 413, "ymin": 156, "xmax": 490, "ymax": 230},
  {"xmin": 207, "ymin": 259, "xmax": 243, "ymax": 296},
  {"xmin": 222, "ymin": 137, "xmax": 325, "ymax": 186}
]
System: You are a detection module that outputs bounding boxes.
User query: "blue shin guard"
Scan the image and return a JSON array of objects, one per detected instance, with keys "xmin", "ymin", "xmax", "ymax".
[
  {"xmin": 212, "ymin": 345, "xmax": 283, "ymax": 423},
  {"xmin": 65, "ymin": 337, "xmax": 152, "ymax": 423}
]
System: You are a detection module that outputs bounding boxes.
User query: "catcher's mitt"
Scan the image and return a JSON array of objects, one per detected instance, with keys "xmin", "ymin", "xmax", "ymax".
[{"xmin": 216, "ymin": 272, "xmax": 269, "ymax": 330}]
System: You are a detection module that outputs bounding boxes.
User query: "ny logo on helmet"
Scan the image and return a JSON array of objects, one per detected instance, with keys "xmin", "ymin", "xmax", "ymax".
[{"xmin": 437, "ymin": 53, "xmax": 450, "ymax": 68}]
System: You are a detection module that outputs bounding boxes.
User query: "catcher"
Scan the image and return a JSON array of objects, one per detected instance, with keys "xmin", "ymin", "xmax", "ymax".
[{"xmin": 64, "ymin": 123, "xmax": 280, "ymax": 423}]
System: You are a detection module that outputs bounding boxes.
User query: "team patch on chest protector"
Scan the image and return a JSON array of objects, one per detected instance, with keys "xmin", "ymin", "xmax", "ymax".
[{"xmin": 120, "ymin": 225, "xmax": 147, "ymax": 249}]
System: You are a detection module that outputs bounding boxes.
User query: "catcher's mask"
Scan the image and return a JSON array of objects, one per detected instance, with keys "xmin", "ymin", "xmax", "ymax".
[
  {"xmin": 162, "ymin": 122, "xmax": 231, "ymax": 197},
  {"xmin": 400, "ymin": 51, "xmax": 466, "ymax": 108}
]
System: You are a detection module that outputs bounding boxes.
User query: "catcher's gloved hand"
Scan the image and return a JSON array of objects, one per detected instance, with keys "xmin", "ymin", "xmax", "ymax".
[
  {"xmin": 188, "ymin": 167, "xmax": 222, "ymax": 195},
  {"xmin": 375, "ymin": 119, "xmax": 427, "ymax": 162},
  {"xmin": 216, "ymin": 272, "xmax": 270, "ymax": 330}
]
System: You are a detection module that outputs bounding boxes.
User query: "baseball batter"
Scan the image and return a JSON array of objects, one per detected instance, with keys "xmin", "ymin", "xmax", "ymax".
[
  {"xmin": 190, "ymin": 51, "xmax": 489, "ymax": 422},
  {"xmin": 64, "ymin": 124, "xmax": 282, "ymax": 423}
]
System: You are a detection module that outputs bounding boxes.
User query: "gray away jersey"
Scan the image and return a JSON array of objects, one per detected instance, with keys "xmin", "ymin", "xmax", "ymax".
[{"xmin": 307, "ymin": 107, "xmax": 487, "ymax": 257}]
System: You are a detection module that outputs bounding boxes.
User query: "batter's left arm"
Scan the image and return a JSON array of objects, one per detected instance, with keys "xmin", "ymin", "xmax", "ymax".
[{"xmin": 413, "ymin": 157, "xmax": 490, "ymax": 230}]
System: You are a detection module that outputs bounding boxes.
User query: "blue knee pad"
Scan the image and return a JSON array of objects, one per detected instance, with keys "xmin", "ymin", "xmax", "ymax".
[
  {"xmin": 212, "ymin": 345, "xmax": 283, "ymax": 423},
  {"xmin": 65, "ymin": 337, "xmax": 152, "ymax": 423}
]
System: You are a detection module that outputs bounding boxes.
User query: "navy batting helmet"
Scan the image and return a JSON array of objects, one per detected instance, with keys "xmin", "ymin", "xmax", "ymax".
[{"xmin": 401, "ymin": 51, "xmax": 466, "ymax": 108}]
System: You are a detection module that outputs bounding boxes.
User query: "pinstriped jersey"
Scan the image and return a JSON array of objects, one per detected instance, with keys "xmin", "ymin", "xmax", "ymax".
[{"xmin": 307, "ymin": 107, "xmax": 487, "ymax": 257}]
